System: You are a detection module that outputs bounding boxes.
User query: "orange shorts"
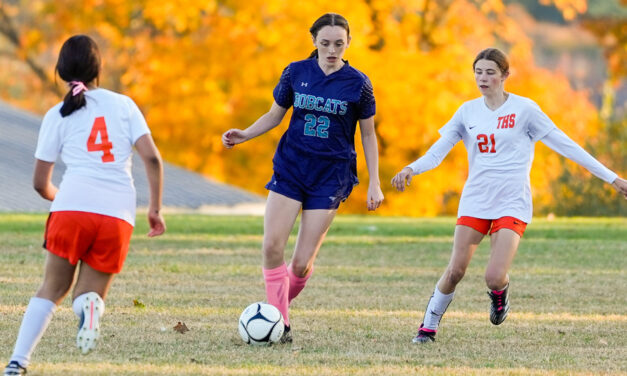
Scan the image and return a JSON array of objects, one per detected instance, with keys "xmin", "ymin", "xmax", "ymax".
[
  {"xmin": 456, "ymin": 216, "xmax": 527, "ymax": 237},
  {"xmin": 44, "ymin": 211, "xmax": 134, "ymax": 273}
]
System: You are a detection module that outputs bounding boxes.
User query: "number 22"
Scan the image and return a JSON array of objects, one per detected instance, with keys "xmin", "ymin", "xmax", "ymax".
[
  {"xmin": 87, "ymin": 116, "xmax": 115, "ymax": 162},
  {"xmin": 304, "ymin": 114, "xmax": 330, "ymax": 138}
]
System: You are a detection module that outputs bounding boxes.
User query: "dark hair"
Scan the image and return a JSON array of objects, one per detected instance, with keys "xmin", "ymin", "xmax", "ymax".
[
  {"xmin": 307, "ymin": 13, "xmax": 350, "ymax": 59},
  {"xmin": 56, "ymin": 35, "xmax": 101, "ymax": 117},
  {"xmin": 473, "ymin": 48, "xmax": 509, "ymax": 75}
]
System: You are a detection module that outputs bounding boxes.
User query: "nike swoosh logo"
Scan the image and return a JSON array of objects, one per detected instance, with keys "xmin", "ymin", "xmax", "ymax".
[{"xmin": 469, "ymin": 126, "xmax": 476, "ymax": 129}]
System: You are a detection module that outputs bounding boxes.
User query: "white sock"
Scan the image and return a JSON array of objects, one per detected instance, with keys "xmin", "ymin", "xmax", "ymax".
[
  {"xmin": 72, "ymin": 292, "xmax": 105, "ymax": 319},
  {"xmin": 422, "ymin": 286, "xmax": 455, "ymax": 331},
  {"xmin": 10, "ymin": 297, "xmax": 56, "ymax": 368}
]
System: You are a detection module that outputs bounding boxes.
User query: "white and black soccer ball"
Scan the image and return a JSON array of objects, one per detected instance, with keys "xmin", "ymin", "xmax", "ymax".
[{"xmin": 238, "ymin": 302, "xmax": 284, "ymax": 346}]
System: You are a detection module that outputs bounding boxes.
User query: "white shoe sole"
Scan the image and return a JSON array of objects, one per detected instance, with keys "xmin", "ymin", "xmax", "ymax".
[
  {"xmin": 77, "ymin": 292, "xmax": 101, "ymax": 354},
  {"xmin": 412, "ymin": 335, "xmax": 435, "ymax": 344}
]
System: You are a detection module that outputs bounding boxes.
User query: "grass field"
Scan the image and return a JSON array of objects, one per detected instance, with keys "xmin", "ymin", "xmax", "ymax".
[{"xmin": 0, "ymin": 213, "xmax": 625, "ymax": 375}]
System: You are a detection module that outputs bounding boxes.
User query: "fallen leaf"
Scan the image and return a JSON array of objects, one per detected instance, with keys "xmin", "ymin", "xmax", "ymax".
[{"xmin": 174, "ymin": 321, "xmax": 189, "ymax": 334}]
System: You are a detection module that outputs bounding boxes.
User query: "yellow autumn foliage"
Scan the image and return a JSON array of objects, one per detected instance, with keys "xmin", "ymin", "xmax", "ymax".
[{"xmin": 0, "ymin": 0, "xmax": 613, "ymax": 216}]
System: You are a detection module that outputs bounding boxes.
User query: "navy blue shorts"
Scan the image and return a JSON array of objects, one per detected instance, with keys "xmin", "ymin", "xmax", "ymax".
[{"xmin": 266, "ymin": 157, "xmax": 357, "ymax": 210}]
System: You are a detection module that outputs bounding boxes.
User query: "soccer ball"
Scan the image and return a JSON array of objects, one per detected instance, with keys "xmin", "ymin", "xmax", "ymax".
[{"xmin": 238, "ymin": 302, "xmax": 285, "ymax": 346}]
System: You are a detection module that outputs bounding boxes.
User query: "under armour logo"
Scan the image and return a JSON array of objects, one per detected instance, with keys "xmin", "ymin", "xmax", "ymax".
[{"xmin": 301, "ymin": 82, "xmax": 308, "ymax": 87}]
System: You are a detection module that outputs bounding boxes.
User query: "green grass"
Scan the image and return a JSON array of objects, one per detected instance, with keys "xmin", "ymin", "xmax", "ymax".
[{"xmin": 0, "ymin": 214, "xmax": 625, "ymax": 375}]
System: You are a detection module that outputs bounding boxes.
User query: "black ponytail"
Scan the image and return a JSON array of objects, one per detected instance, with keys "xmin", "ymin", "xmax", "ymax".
[
  {"xmin": 308, "ymin": 13, "xmax": 350, "ymax": 59},
  {"xmin": 60, "ymin": 83, "xmax": 87, "ymax": 117},
  {"xmin": 56, "ymin": 35, "xmax": 101, "ymax": 117}
]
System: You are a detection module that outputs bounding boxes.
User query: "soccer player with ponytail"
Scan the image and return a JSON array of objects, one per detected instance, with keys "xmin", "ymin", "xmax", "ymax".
[
  {"xmin": 4, "ymin": 34, "xmax": 165, "ymax": 375},
  {"xmin": 223, "ymin": 13, "xmax": 384, "ymax": 343}
]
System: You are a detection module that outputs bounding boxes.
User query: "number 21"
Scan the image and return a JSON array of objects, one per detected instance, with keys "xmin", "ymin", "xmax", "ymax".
[
  {"xmin": 477, "ymin": 133, "xmax": 496, "ymax": 153},
  {"xmin": 87, "ymin": 116, "xmax": 115, "ymax": 162}
]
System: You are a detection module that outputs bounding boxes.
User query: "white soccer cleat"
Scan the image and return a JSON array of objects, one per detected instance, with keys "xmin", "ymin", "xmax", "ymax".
[{"xmin": 76, "ymin": 292, "xmax": 102, "ymax": 354}]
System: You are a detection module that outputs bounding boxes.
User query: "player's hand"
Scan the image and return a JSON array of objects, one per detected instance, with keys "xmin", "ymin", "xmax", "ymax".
[
  {"xmin": 391, "ymin": 167, "xmax": 414, "ymax": 192},
  {"xmin": 367, "ymin": 183, "xmax": 384, "ymax": 211},
  {"xmin": 147, "ymin": 210, "xmax": 166, "ymax": 237},
  {"xmin": 612, "ymin": 177, "xmax": 627, "ymax": 199},
  {"xmin": 222, "ymin": 129, "xmax": 248, "ymax": 149}
]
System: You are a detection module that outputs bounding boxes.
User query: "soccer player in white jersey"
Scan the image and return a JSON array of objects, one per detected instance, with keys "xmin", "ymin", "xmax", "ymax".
[
  {"xmin": 3, "ymin": 35, "xmax": 165, "ymax": 376},
  {"xmin": 391, "ymin": 47, "xmax": 627, "ymax": 344}
]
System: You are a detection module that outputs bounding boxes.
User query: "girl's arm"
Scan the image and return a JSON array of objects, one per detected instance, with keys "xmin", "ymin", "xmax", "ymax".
[
  {"xmin": 391, "ymin": 136, "xmax": 456, "ymax": 192},
  {"xmin": 223, "ymin": 102, "xmax": 288, "ymax": 148},
  {"xmin": 135, "ymin": 134, "xmax": 166, "ymax": 237},
  {"xmin": 32, "ymin": 160, "xmax": 57, "ymax": 201},
  {"xmin": 359, "ymin": 116, "xmax": 384, "ymax": 211},
  {"xmin": 541, "ymin": 128, "xmax": 627, "ymax": 199},
  {"xmin": 540, "ymin": 128, "xmax": 617, "ymax": 183}
]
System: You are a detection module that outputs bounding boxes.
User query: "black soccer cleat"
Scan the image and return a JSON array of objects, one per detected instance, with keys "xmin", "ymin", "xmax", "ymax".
[
  {"xmin": 279, "ymin": 325, "xmax": 292, "ymax": 344},
  {"xmin": 412, "ymin": 323, "xmax": 436, "ymax": 344},
  {"xmin": 3, "ymin": 361, "xmax": 27, "ymax": 375},
  {"xmin": 488, "ymin": 285, "xmax": 510, "ymax": 325}
]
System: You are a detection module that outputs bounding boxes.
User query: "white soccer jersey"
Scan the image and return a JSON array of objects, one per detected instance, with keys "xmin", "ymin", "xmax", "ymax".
[
  {"xmin": 35, "ymin": 88, "xmax": 150, "ymax": 225},
  {"xmin": 408, "ymin": 93, "xmax": 617, "ymax": 223}
]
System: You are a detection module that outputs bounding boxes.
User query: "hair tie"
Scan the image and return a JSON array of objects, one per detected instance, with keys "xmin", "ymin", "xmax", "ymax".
[{"xmin": 69, "ymin": 81, "xmax": 88, "ymax": 96}]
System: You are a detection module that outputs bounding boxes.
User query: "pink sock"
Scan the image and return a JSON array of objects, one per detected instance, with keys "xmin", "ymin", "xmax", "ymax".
[
  {"xmin": 288, "ymin": 264, "xmax": 313, "ymax": 304},
  {"xmin": 263, "ymin": 263, "xmax": 290, "ymax": 327}
]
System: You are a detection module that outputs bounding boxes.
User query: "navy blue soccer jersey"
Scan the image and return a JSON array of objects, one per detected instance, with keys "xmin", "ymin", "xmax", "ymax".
[{"xmin": 272, "ymin": 58, "xmax": 376, "ymax": 161}]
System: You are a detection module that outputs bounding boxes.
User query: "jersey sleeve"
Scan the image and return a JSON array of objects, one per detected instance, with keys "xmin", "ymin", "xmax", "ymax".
[
  {"xmin": 34, "ymin": 108, "xmax": 62, "ymax": 162},
  {"xmin": 273, "ymin": 64, "xmax": 294, "ymax": 109},
  {"xmin": 407, "ymin": 136, "xmax": 457, "ymax": 174},
  {"xmin": 526, "ymin": 100, "xmax": 556, "ymax": 141},
  {"xmin": 541, "ymin": 128, "xmax": 617, "ymax": 184},
  {"xmin": 438, "ymin": 106, "xmax": 465, "ymax": 143},
  {"xmin": 358, "ymin": 77, "xmax": 376, "ymax": 119},
  {"xmin": 126, "ymin": 97, "xmax": 150, "ymax": 144}
]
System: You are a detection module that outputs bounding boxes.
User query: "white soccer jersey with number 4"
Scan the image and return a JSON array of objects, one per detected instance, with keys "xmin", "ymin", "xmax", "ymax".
[
  {"xmin": 35, "ymin": 88, "xmax": 150, "ymax": 225},
  {"xmin": 411, "ymin": 93, "xmax": 617, "ymax": 223}
]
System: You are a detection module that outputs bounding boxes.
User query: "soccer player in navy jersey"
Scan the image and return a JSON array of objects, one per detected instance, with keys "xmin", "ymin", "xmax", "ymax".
[{"xmin": 223, "ymin": 13, "xmax": 384, "ymax": 343}]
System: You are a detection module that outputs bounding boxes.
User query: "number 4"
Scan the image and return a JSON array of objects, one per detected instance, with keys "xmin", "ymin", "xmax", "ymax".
[{"xmin": 87, "ymin": 116, "xmax": 115, "ymax": 162}]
